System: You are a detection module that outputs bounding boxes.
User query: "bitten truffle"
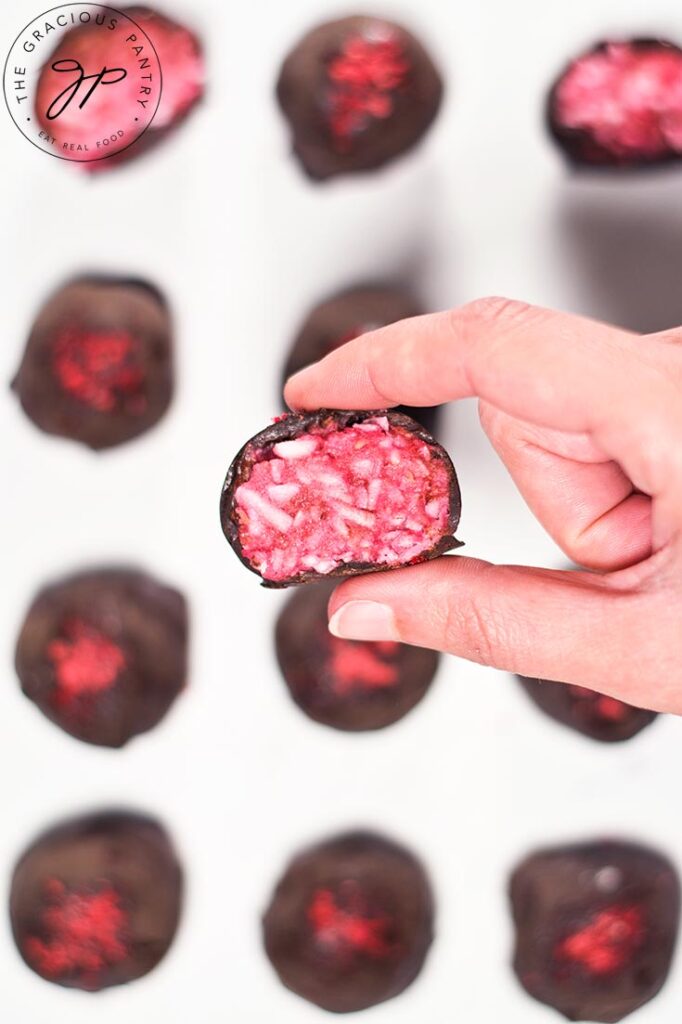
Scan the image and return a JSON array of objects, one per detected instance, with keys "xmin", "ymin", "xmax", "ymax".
[
  {"xmin": 12, "ymin": 276, "xmax": 174, "ymax": 449},
  {"xmin": 220, "ymin": 410, "xmax": 461, "ymax": 587},
  {"xmin": 548, "ymin": 39, "xmax": 682, "ymax": 168},
  {"xmin": 510, "ymin": 840, "xmax": 680, "ymax": 1022},
  {"xmin": 35, "ymin": 6, "xmax": 204, "ymax": 171},
  {"xmin": 263, "ymin": 831, "xmax": 434, "ymax": 1012},
  {"xmin": 282, "ymin": 286, "xmax": 440, "ymax": 433},
  {"xmin": 276, "ymin": 580, "xmax": 438, "ymax": 730},
  {"xmin": 15, "ymin": 567, "xmax": 188, "ymax": 748},
  {"xmin": 10, "ymin": 811, "xmax": 183, "ymax": 991},
  {"xmin": 276, "ymin": 16, "xmax": 443, "ymax": 179},
  {"xmin": 517, "ymin": 676, "xmax": 657, "ymax": 743}
]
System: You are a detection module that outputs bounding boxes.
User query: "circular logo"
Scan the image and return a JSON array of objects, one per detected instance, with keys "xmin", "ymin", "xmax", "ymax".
[{"xmin": 3, "ymin": 4, "xmax": 162, "ymax": 163}]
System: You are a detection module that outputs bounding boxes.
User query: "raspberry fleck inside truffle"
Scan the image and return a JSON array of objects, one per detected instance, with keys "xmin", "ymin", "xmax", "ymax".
[
  {"xmin": 263, "ymin": 830, "xmax": 434, "ymax": 1012},
  {"xmin": 220, "ymin": 410, "xmax": 461, "ymax": 587},
  {"xmin": 276, "ymin": 16, "xmax": 443, "ymax": 179},
  {"xmin": 548, "ymin": 39, "xmax": 682, "ymax": 167},
  {"xmin": 510, "ymin": 840, "xmax": 680, "ymax": 1021},
  {"xmin": 10, "ymin": 811, "xmax": 183, "ymax": 991}
]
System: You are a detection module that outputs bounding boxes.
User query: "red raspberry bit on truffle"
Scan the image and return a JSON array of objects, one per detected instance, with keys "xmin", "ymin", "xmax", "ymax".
[
  {"xmin": 52, "ymin": 329, "xmax": 146, "ymax": 413},
  {"xmin": 308, "ymin": 885, "xmax": 395, "ymax": 958},
  {"xmin": 328, "ymin": 637, "xmax": 399, "ymax": 696},
  {"xmin": 326, "ymin": 29, "xmax": 410, "ymax": 146},
  {"xmin": 47, "ymin": 618, "xmax": 126, "ymax": 703},
  {"xmin": 24, "ymin": 879, "xmax": 128, "ymax": 983},
  {"xmin": 568, "ymin": 685, "xmax": 628, "ymax": 722},
  {"xmin": 554, "ymin": 41, "xmax": 682, "ymax": 161},
  {"xmin": 555, "ymin": 905, "xmax": 645, "ymax": 975}
]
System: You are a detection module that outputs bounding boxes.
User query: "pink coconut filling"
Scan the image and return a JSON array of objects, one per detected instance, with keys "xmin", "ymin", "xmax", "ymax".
[
  {"xmin": 235, "ymin": 417, "xmax": 451, "ymax": 582},
  {"xmin": 555, "ymin": 42, "xmax": 682, "ymax": 158},
  {"xmin": 133, "ymin": 9, "xmax": 204, "ymax": 127}
]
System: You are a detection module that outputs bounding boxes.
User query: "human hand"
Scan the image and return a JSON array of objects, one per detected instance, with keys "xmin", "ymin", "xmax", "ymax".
[{"xmin": 284, "ymin": 298, "xmax": 682, "ymax": 714}]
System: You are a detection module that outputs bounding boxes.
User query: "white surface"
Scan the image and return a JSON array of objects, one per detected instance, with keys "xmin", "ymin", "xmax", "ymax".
[{"xmin": 1, "ymin": 0, "xmax": 682, "ymax": 1020}]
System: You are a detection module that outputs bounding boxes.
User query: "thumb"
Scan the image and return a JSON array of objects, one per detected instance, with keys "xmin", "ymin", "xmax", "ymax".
[{"xmin": 327, "ymin": 557, "xmax": 673, "ymax": 711}]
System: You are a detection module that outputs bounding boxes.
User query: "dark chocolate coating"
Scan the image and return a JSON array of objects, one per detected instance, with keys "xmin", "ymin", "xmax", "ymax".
[
  {"xmin": 10, "ymin": 810, "xmax": 183, "ymax": 991},
  {"xmin": 276, "ymin": 16, "xmax": 443, "ymax": 180},
  {"xmin": 517, "ymin": 676, "xmax": 658, "ymax": 743},
  {"xmin": 510, "ymin": 840, "xmax": 680, "ymax": 1022},
  {"xmin": 276, "ymin": 580, "xmax": 438, "ymax": 730},
  {"xmin": 15, "ymin": 567, "xmax": 188, "ymax": 748},
  {"xmin": 11, "ymin": 276, "xmax": 174, "ymax": 449},
  {"xmin": 547, "ymin": 39, "xmax": 682, "ymax": 170},
  {"xmin": 263, "ymin": 831, "xmax": 434, "ymax": 1012},
  {"xmin": 220, "ymin": 409, "xmax": 462, "ymax": 588},
  {"xmin": 281, "ymin": 285, "xmax": 440, "ymax": 434}
]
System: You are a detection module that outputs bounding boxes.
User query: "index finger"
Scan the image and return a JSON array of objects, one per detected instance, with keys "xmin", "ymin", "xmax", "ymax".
[{"xmin": 284, "ymin": 297, "xmax": 682, "ymax": 499}]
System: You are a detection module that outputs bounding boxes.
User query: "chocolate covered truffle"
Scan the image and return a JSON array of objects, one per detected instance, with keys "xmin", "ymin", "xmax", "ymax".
[
  {"xmin": 10, "ymin": 811, "xmax": 183, "ymax": 991},
  {"xmin": 517, "ymin": 676, "xmax": 657, "ymax": 743},
  {"xmin": 220, "ymin": 409, "xmax": 461, "ymax": 587},
  {"xmin": 282, "ymin": 286, "xmax": 440, "ymax": 433},
  {"xmin": 12, "ymin": 276, "xmax": 174, "ymax": 449},
  {"xmin": 277, "ymin": 16, "xmax": 443, "ymax": 179},
  {"xmin": 548, "ymin": 40, "xmax": 682, "ymax": 168},
  {"xmin": 276, "ymin": 580, "xmax": 438, "ymax": 730},
  {"xmin": 15, "ymin": 567, "xmax": 188, "ymax": 748},
  {"xmin": 263, "ymin": 831, "xmax": 434, "ymax": 1012},
  {"xmin": 35, "ymin": 6, "xmax": 204, "ymax": 171},
  {"xmin": 510, "ymin": 840, "xmax": 680, "ymax": 1022}
]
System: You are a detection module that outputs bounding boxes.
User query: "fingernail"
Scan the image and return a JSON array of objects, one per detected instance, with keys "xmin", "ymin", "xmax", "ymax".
[{"xmin": 328, "ymin": 601, "xmax": 399, "ymax": 642}]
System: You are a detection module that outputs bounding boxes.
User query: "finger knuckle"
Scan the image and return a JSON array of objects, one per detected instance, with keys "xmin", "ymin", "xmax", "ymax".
[
  {"xmin": 478, "ymin": 401, "xmax": 507, "ymax": 442},
  {"xmin": 443, "ymin": 593, "xmax": 508, "ymax": 667},
  {"xmin": 462, "ymin": 296, "xmax": 538, "ymax": 329}
]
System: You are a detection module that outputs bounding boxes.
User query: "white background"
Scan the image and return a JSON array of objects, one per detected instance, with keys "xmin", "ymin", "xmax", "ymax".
[{"xmin": 1, "ymin": 0, "xmax": 682, "ymax": 1020}]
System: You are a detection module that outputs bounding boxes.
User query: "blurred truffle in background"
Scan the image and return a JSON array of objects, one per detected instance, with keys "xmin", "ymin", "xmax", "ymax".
[
  {"xmin": 510, "ymin": 839, "xmax": 680, "ymax": 1022},
  {"xmin": 281, "ymin": 284, "xmax": 441, "ymax": 434},
  {"xmin": 276, "ymin": 15, "xmax": 443, "ymax": 179},
  {"xmin": 517, "ymin": 675, "xmax": 658, "ymax": 743},
  {"xmin": 263, "ymin": 830, "xmax": 434, "ymax": 1012},
  {"xmin": 15, "ymin": 567, "xmax": 188, "ymax": 748},
  {"xmin": 35, "ymin": 5, "xmax": 204, "ymax": 171},
  {"xmin": 11, "ymin": 275, "xmax": 174, "ymax": 450},
  {"xmin": 275, "ymin": 580, "xmax": 438, "ymax": 731},
  {"xmin": 547, "ymin": 39, "xmax": 682, "ymax": 168},
  {"xmin": 10, "ymin": 811, "xmax": 183, "ymax": 991}
]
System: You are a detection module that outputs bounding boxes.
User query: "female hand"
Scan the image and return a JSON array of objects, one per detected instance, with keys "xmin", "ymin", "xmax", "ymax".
[{"xmin": 284, "ymin": 298, "xmax": 682, "ymax": 714}]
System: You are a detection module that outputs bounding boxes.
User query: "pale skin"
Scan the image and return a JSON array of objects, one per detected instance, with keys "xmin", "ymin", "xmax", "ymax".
[{"xmin": 284, "ymin": 297, "xmax": 682, "ymax": 715}]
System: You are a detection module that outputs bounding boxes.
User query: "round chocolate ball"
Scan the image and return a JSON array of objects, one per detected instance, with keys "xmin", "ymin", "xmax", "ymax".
[
  {"xmin": 263, "ymin": 830, "xmax": 434, "ymax": 1012},
  {"xmin": 276, "ymin": 581, "xmax": 438, "ymax": 731},
  {"xmin": 15, "ymin": 567, "xmax": 188, "ymax": 748},
  {"xmin": 517, "ymin": 675, "xmax": 657, "ymax": 743},
  {"xmin": 510, "ymin": 840, "xmax": 680, "ymax": 1022},
  {"xmin": 12, "ymin": 276, "xmax": 174, "ymax": 449},
  {"xmin": 10, "ymin": 811, "xmax": 183, "ymax": 991},
  {"xmin": 277, "ymin": 16, "xmax": 443, "ymax": 179}
]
